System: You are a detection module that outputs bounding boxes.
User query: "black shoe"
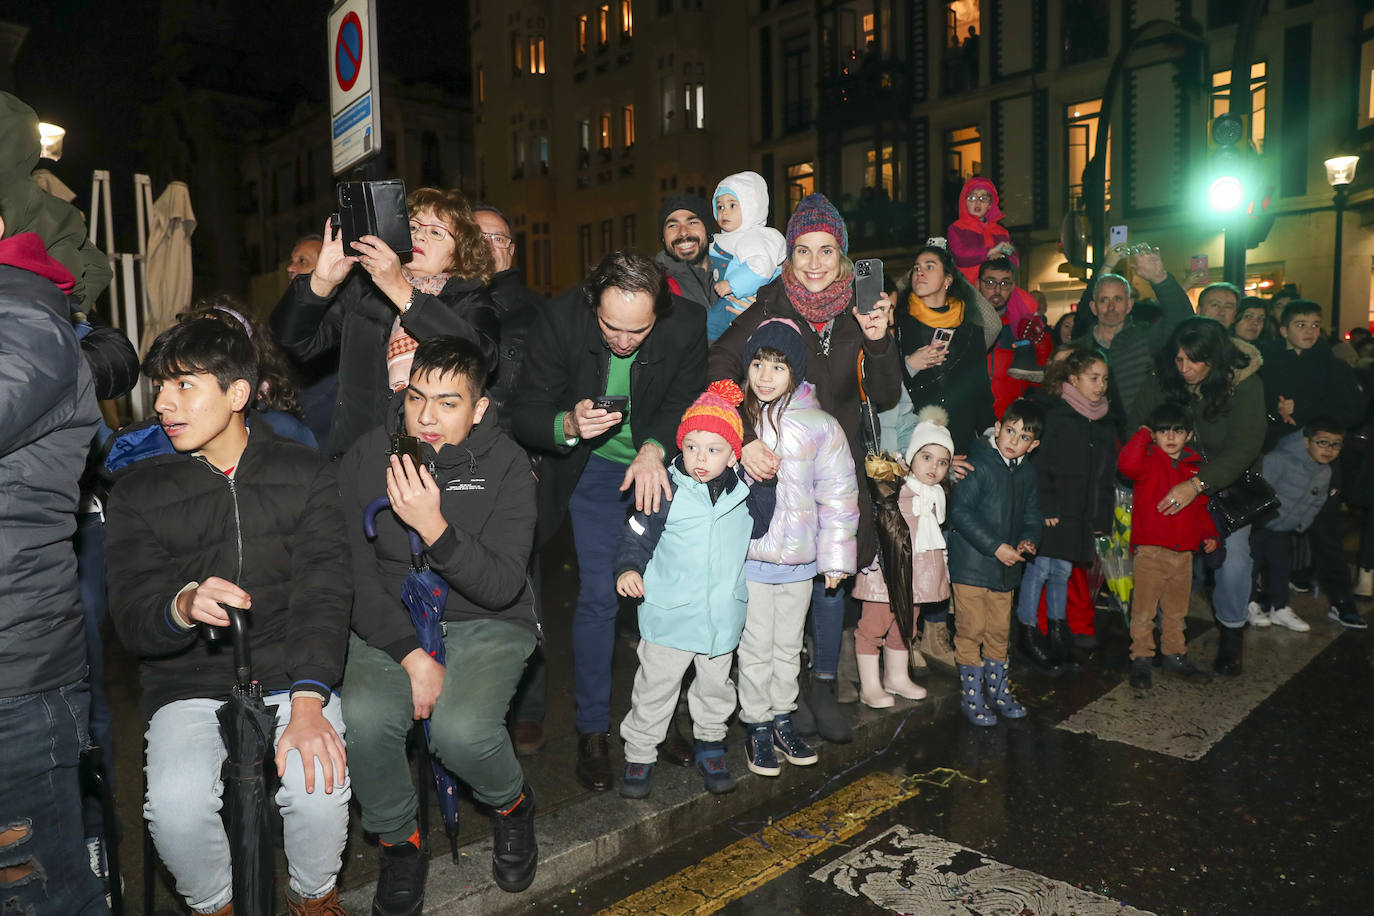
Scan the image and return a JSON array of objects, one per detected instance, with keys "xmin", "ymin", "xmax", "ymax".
[
  {"xmin": 1017, "ymin": 623, "xmax": 1062, "ymax": 675},
  {"xmin": 575, "ymin": 731, "xmax": 613, "ymax": 792},
  {"xmin": 658, "ymin": 715, "xmax": 694, "ymax": 768},
  {"xmin": 1212, "ymin": 624, "xmax": 1245, "ymax": 676},
  {"xmin": 807, "ymin": 675, "xmax": 852, "ymax": 744},
  {"xmin": 1046, "ymin": 619, "xmax": 1080, "ymax": 671},
  {"xmin": 491, "ymin": 783, "xmax": 538, "ymax": 893},
  {"xmin": 372, "ymin": 839, "xmax": 427, "ymax": 916},
  {"xmin": 1329, "ymin": 602, "xmax": 1369, "ymax": 630},
  {"xmin": 1128, "ymin": 657, "xmax": 1152, "ymax": 690},
  {"xmin": 791, "ymin": 679, "xmax": 818, "ymax": 736},
  {"xmin": 1162, "ymin": 653, "xmax": 1213, "ymax": 684}
]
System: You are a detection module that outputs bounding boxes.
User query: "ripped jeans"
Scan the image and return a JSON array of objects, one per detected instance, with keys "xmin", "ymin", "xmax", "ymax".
[{"xmin": 0, "ymin": 678, "xmax": 107, "ymax": 915}]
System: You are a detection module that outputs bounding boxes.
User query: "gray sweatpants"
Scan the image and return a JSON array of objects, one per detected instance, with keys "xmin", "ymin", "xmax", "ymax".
[
  {"xmin": 737, "ymin": 578, "xmax": 812, "ymax": 723},
  {"xmin": 620, "ymin": 639, "xmax": 736, "ymax": 763}
]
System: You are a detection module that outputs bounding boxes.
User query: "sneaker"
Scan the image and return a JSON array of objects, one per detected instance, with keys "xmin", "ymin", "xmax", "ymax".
[
  {"xmin": 491, "ymin": 784, "xmax": 538, "ymax": 893},
  {"xmin": 1247, "ymin": 601, "xmax": 1272, "ymax": 627},
  {"xmin": 618, "ymin": 761, "xmax": 655, "ymax": 798},
  {"xmin": 373, "ymin": 837, "xmax": 427, "ymax": 916},
  {"xmin": 771, "ymin": 715, "xmax": 818, "ymax": 766},
  {"xmin": 694, "ymin": 740, "xmax": 736, "ymax": 794},
  {"xmin": 1290, "ymin": 575, "xmax": 1313, "ymax": 594},
  {"xmin": 742, "ymin": 722, "xmax": 780, "ymax": 776},
  {"xmin": 1329, "ymin": 604, "xmax": 1369, "ymax": 630},
  {"xmin": 1161, "ymin": 653, "xmax": 1213, "ymax": 684},
  {"xmin": 1267, "ymin": 606, "xmax": 1311, "ymax": 632},
  {"xmin": 1129, "ymin": 657, "xmax": 1152, "ymax": 690}
]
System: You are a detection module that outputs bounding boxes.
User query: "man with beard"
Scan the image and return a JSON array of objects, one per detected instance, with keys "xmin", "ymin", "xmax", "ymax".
[
  {"xmin": 655, "ymin": 193, "xmax": 713, "ymax": 308},
  {"xmin": 979, "ymin": 257, "xmax": 1051, "ymax": 417}
]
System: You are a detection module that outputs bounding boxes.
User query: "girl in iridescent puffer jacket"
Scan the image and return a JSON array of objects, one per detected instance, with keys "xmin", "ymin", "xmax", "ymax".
[{"xmin": 734, "ymin": 318, "xmax": 859, "ymax": 778}]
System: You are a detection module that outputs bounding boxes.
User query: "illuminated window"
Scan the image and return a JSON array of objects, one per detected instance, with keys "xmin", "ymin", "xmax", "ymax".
[
  {"xmin": 946, "ymin": 0, "xmax": 979, "ymax": 49},
  {"xmin": 598, "ymin": 4, "xmax": 610, "ymax": 48},
  {"xmin": 599, "ymin": 112, "xmax": 612, "ymax": 149},
  {"xmin": 577, "ymin": 15, "xmax": 588, "ymax": 56},
  {"xmin": 1212, "ymin": 62, "xmax": 1267, "ymax": 153},
  {"xmin": 661, "ymin": 77, "xmax": 675, "ymax": 135},
  {"xmin": 865, "ymin": 144, "xmax": 901, "ymax": 200},
  {"xmin": 787, "ymin": 162, "xmax": 815, "ymax": 214},
  {"xmin": 620, "ymin": 0, "xmax": 634, "ymax": 38},
  {"xmin": 528, "ymin": 36, "xmax": 546, "ymax": 74},
  {"xmin": 535, "ymin": 135, "xmax": 549, "ymax": 173},
  {"xmin": 947, "ymin": 125, "xmax": 981, "ymax": 178},
  {"xmin": 622, "ymin": 105, "xmax": 636, "ymax": 148},
  {"xmin": 684, "ymin": 83, "xmax": 705, "ymax": 129},
  {"xmin": 1065, "ymin": 98, "xmax": 1110, "ymax": 209},
  {"xmin": 510, "ymin": 32, "xmax": 523, "ymax": 74}
]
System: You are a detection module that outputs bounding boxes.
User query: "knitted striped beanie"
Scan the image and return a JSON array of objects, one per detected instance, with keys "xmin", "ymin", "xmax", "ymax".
[{"xmin": 676, "ymin": 379, "xmax": 745, "ymax": 458}]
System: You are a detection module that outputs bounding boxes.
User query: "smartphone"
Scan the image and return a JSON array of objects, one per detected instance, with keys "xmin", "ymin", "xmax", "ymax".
[
  {"xmin": 932, "ymin": 327, "xmax": 955, "ymax": 348},
  {"xmin": 853, "ymin": 258, "xmax": 884, "ymax": 314},
  {"xmin": 337, "ymin": 179, "xmax": 412, "ymax": 256},
  {"xmin": 389, "ymin": 434, "xmax": 425, "ymax": 468},
  {"xmin": 593, "ymin": 395, "xmax": 629, "ymax": 417},
  {"xmin": 1191, "ymin": 254, "xmax": 1208, "ymax": 274}
]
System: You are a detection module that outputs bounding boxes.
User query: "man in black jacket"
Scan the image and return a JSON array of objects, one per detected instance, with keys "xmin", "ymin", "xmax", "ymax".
[
  {"xmin": 510, "ymin": 250, "xmax": 707, "ymax": 791},
  {"xmin": 0, "ymin": 212, "xmax": 105, "ymax": 915},
  {"xmin": 655, "ymin": 192, "xmax": 713, "ymax": 308},
  {"xmin": 106, "ymin": 319, "xmax": 353, "ymax": 916},
  {"xmin": 339, "ymin": 337, "xmax": 540, "ymax": 909}
]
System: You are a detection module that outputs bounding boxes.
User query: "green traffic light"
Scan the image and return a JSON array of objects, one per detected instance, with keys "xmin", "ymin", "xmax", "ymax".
[{"xmin": 1208, "ymin": 175, "xmax": 1245, "ymax": 213}]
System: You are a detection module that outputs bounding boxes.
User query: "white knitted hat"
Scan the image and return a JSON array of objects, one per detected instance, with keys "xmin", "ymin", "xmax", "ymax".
[{"xmin": 904, "ymin": 405, "xmax": 955, "ymax": 464}]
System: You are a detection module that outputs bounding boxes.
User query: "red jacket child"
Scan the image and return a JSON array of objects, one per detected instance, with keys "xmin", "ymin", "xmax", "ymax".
[{"xmin": 1117, "ymin": 426, "xmax": 1218, "ymax": 552}]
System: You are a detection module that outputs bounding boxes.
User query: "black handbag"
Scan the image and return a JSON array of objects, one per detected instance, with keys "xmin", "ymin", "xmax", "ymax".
[{"xmin": 1206, "ymin": 467, "xmax": 1280, "ymax": 536}]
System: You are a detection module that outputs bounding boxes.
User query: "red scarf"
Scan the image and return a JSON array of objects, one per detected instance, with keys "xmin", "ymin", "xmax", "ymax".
[
  {"xmin": 781, "ymin": 264, "xmax": 852, "ymax": 324},
  {"xmin": 0, "ymin": 232, "xmax": 75, "ymax": 293},
  {"xmin": 951, "ymin": 177, "xmax": 1006, "ymax": 254}
]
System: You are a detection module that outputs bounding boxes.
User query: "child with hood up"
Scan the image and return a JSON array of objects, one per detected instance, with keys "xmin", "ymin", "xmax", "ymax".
[
  {"xmin": 707, "ymin": 171, "xmax": 786, "ymax": 341},
  {"xmin": 947, "ymin": 176, "xmax": 1017, "ymax": 285}
]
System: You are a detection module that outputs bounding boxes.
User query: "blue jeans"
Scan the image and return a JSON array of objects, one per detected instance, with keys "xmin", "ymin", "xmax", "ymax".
[
  {"xmin": 144, "ymin": 694, "xmax": 351, "ymax": 913},
  {"xmin": 568, "ymin": 454, "xmax": 634, "ymax": 734},
  {"xmin": 809, "ymin": 577, "xmax": 847, "ymax": 677},
  {"xmin": 1016, "ymin": 555, "xmax": 1072, "ymax": 625},
  {"xmin": 0, "ymin": 679, "xmax": 107, "ymax": 915},
  {"xmin": 1213, "ymin": 524, "xmax": 1254, "ymax": 628}
]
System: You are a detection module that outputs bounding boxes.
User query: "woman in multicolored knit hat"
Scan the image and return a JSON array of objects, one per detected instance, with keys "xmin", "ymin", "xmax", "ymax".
[{"xmin": 707, "ymin": 193, "xmax": 901, "ymax": 745}]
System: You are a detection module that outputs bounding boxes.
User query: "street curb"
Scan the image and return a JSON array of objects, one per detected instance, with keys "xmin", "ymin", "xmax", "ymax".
[{"xmin": 339, "ymin": 683, "xmax": 959, "ymax": 914}]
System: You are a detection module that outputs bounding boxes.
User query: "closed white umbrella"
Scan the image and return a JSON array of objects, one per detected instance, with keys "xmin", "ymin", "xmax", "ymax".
[{"xmin": 140, "ymin": 180, "xmax": 196, "ymax": 355}]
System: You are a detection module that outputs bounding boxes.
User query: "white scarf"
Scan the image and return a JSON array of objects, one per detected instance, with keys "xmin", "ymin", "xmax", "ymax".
[{"xmin": 902, "ymin": 477, "xmax": 946, "ymax": 551}]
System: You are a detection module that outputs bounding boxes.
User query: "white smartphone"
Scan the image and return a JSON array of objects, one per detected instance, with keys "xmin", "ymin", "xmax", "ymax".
[{"xmin": 932, "ymin": 327, "xmax": 954, "ymax": 348}]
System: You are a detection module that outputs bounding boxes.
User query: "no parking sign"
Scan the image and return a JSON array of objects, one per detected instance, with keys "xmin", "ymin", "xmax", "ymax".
[{"xmin": 328, "ymin": 0, "xmax": 380, "ymax": 174}]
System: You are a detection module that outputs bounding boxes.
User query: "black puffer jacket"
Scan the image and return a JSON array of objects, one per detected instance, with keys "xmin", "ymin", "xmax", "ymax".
[
  {"xmin": 337, "ymin": 401, "xmax": 539, "ymax": 662},
  {"xmin": 485, "ymin": 268, "xmax": 545, "ymax": 435},
  {"xmin": 105, "ymin": 417, "xmax": 353, "ymax": 719},
  {"xmin": 1029, "ymin": 393, "xmax": 1120, "ymax": 565},
  {"xmin": 271, "ymin": 272, "xmax": 500, "ymax": 457},
  {"xmin": 0, "ymin": 260, "xmax": 101, "ymax": 698}
]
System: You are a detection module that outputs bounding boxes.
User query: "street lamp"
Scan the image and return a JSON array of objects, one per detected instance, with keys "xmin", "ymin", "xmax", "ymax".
[
  {"xmin": 1325, "ymin": 155, "xmax": 1359, "ymax": 335},
  {"xmin": 38, "ymin": 122, "xmax": 65, "ymax": 162}
]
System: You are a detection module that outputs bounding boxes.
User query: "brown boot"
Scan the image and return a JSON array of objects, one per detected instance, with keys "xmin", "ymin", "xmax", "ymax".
[
  {"xmin": 287, "ymin": 885, "xmax": 349, "ymax": 915},
  {"xmin": 919, "ymin": 622, "xmax": 957, "ymax": 676}
]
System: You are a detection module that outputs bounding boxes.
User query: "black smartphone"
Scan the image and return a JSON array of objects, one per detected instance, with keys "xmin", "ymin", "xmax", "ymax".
[
  {"xmin": 853, "ymin": 258, "xmax": 884, "ymax": 314},
  {"xmin": 337, "ymin": 179, "xmax": 412, "ymax": 256},
  {"xmin": 389, "ymin": 434, "xmax": 425, "ymax": 468},
  {"xmin": 593, "ymin": 395, "xmax": 629, "ymax": 417}
]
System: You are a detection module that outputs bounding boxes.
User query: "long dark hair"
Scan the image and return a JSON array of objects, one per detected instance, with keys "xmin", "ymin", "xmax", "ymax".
[
  {"xmin": 181, "ymin": 294, "xmax": 304, "ymax": 417},
  {"xmin": 741, "ymin": 345, "xmax": 800, "ymax": 439},
  {"xmin": 1157, "ymin": 317, "xmax": 1248, "ymax": 421},
  {"xmin": 1042, "ymin": 344, "xmax": 1107, "ymax": 397}
]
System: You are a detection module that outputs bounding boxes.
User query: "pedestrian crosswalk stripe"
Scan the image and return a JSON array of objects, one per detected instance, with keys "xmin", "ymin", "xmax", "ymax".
[
  {"xmin": 594, "ymin": 770, "xmax": 925, "ymax": 915},
  {"xmin": 1057, "ymin": 623, "xmax": 1341, "ymax": 760},
  {"xmin": 812, "ymin": 825, "xmax": 1157, "ymax": 915}
]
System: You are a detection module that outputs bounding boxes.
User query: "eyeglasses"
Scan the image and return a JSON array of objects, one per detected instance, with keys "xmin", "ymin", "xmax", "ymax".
[
  {"xmin": 1311, "ymin": 438, "xmax": 1343, "ymax": 449},
  {"xmin": 980, "ymin": 278, "xmax": 1013, "ymax": 289},
  {"xmin": 409, "ymin": 220, "xmax": 454, "ymax": 243},
  {"xmin": 482, "ymin": 232, "xmax": 515, "ymax": 250},
  {"xmin": 966, "ymin": 193, "xmax": 992, "ymax": 203}
]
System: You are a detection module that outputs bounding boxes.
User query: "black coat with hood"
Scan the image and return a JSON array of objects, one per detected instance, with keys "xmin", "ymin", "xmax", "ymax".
[
  {"xmin": 271, "ymin": 271, "xmax": 500, "ymax": 458},
  {"xmin": 337, "ymin": 399, "xmax": 540, "ymax": 662},
  {"xmin": 105, "ymin": 416, "xmax": 353, "ymax": 720},
  {"xmin": 1028, "ymin": 391, "xmax": 1120, "ymax": 565}
]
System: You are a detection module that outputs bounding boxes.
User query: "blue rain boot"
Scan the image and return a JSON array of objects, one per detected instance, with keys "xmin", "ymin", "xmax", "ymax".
[
  {"xmin": 958, "ymin": 663, "xmax": 997, "ymax": 727},
  {"xmin": 982, "ymin": 658, "xmax": 1026, "ymax": 719}
]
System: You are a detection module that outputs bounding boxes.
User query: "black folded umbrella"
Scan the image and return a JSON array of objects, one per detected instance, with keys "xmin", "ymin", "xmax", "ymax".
[{"xmin": 215, "ymin": 606, "xmax": 277, "ymax": 916}]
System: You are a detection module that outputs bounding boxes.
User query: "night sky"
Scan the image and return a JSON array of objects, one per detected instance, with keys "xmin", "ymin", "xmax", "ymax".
[{"xmin": 7, "ymin": 1, "xmax": 468, "ymax": 229}]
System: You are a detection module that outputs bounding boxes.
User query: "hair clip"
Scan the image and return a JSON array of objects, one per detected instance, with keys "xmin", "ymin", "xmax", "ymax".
[{"xmin": 925, "ymin": 237, "xmax": 949, "ymax": 250}]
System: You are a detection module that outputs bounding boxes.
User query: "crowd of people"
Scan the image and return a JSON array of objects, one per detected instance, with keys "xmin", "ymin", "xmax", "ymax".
[{"xmin": 5, "ymin": 93, "xmax": 1374, "ymax": 914}]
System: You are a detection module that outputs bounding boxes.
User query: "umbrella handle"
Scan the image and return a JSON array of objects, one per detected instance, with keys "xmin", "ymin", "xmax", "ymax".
[
  {"xmin": 363, "ymin": 495, "xmax": 426, "ymax": 559},
  {"xmin": 226, "ymin": 605, "xmax": 252, "ymax": 687}
]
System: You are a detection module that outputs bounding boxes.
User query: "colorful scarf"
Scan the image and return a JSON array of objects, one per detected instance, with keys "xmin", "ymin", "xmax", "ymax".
[
  {"xmin": 387, "ymin": 270, "xmax": 450, "ymax": 391},
  {"xmin": 907, "ymin": 293, "xmax": 965, "ymax": 329},
  {"xmin": 781, "ymin": 264, "xmax": 852, "ymax": 324},
  {"xmin": 1061, "ymin": 382, "xmax": 1109, "ymax": 420}
]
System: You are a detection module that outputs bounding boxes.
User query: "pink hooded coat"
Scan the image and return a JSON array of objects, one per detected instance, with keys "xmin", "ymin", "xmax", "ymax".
[{"xmin": 947, "ymin": 176, "xmax": 1018, "ymax": 285}]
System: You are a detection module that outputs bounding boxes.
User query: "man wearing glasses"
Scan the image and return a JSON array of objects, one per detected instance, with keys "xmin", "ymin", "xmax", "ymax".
[{"xmin": 979, "ymin": 257, "xmax": 1051, "ymax": 416}]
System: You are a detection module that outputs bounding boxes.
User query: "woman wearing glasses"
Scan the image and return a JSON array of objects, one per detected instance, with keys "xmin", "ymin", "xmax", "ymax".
[
  {"xmin": 947, "ymin": 177, "xmax": 1017, "ymax": 285},
  {"xmin": 273, "ymin": 187, "xmax": 500, "ymax": 457}
]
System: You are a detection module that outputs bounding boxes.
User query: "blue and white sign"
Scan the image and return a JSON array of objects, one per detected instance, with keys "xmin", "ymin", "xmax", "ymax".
[{"xmin": 328, "ymin": 0, "xmax": 380, "ymax": 174}]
